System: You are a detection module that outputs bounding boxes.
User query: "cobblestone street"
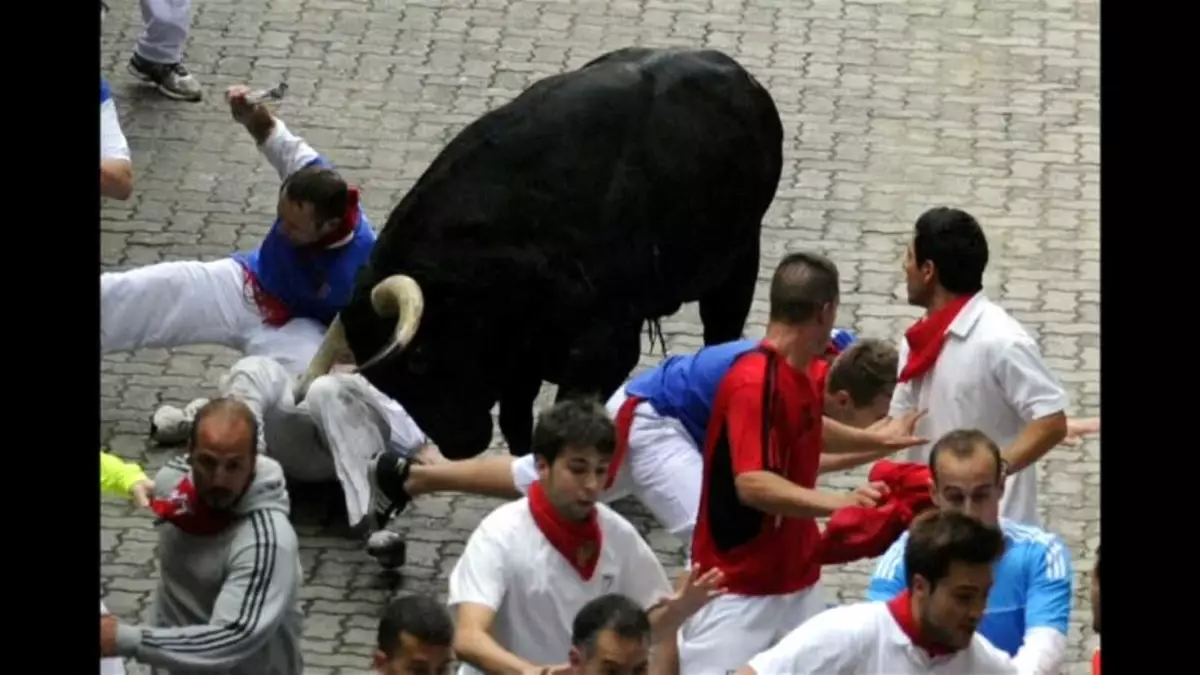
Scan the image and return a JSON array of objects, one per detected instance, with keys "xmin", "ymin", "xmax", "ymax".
[{"xmin": 100, "ymin": 1, "xmax": 1100, "ymax": 673}]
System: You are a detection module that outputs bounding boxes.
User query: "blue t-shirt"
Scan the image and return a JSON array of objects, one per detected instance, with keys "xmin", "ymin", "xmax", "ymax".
[
  {"xmin": 231, "ymin": 157, "xmax": 376, "ymax": 327},
  {"xmin": 101, "ymin": 77, "xmax": 112, "ymax": 104},
  {"xmin": 865, "ymin": 519, "xmax": 1073, "ymax": 656},
  {"xmin": 624, "ymin": 328, "xmax": 858, "ymax": 447}
]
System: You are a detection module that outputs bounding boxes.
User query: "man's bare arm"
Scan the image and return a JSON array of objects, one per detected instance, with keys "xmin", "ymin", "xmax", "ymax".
[
  {"xmin": 454, "ymin": 603, "xmax": 546, "ymax": 675},
  {"xmin": 1003, "ymin": 413, "xmax": 1068, "ymax": 474},
  {"xmin": 735, "ymin": 471, "xmax": 851, "ymax": 518},
  {"xmin": 819, "ymin": 450, "xmax": 889, "ymax": 475},
  {"xmin": 100, "ymin": 159, "xmax": 133, "ymax": 200}
]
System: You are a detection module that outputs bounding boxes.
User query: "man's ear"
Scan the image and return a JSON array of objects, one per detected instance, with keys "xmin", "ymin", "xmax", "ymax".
[
  {"xmin": 569, "ymin": 646, "xmax": 583, "ymax": 668},
  {"xmin": 372, "ymin": 649, "xmax": 387, "ymax": 670},
  {"xmin": 832, "ymin": 390, "xmax": 851, "ymax": 408}
]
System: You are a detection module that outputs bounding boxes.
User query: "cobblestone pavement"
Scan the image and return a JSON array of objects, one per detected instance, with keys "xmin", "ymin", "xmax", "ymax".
[{"xmin": 101, "ymin": 0, "xmax": 1100, "ymax": 673}]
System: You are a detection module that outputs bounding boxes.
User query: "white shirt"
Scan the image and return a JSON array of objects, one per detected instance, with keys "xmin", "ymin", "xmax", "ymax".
[
  {"xmin": 746, "ymin": 601, "xmax": 1017, "ymax": 675},
  {"xmin": 889, "ymin": 294, "xmax": 1068, "ymax": 525},
  {"xmin": 100, "ymin": 98, "xmax": 130, "ymax": 162},
  {"xmin": 448, "ymin": 499, "xmax": 675, "ymax": 675}
]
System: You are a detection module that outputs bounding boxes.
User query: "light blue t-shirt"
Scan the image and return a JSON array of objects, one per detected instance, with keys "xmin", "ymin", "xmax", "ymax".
[{"xmin": 865, "ymin": 519, "xmax": 1072, "ymax": 656}]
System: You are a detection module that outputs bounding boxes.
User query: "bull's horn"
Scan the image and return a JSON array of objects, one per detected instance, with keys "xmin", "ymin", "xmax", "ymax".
[
  {"xmin": 295, "ymin": 315, "xmax": 351, "ymax": 401},
  {"xmin": 357, "ymin": 275, "xmax": 425, "ymax": 371}
]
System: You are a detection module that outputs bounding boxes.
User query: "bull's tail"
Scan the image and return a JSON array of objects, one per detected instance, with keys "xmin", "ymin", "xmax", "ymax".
[{"xmin": 644, "ymin": 318, "xmax": 667, "ymax": 357}]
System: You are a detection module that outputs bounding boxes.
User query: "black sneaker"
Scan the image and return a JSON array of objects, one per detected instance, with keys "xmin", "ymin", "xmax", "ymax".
[
  {"xmin": 367, "ymin": 450, "xmax": 414, "ymax": 530},
  {"xmin": 128, "ymin": 53, "xmax": 202, "ymax": 102}
]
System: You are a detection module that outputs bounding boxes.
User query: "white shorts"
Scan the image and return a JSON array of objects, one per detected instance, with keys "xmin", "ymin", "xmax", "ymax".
[
  {"xmin": 511, "ymin": 387, "xmax": 703, "ymax": 540},
  {"xmin": 677, "ymin": 583, "xmax": 827, "ymax": 674},
  {"xmin": 100, "ymin": 257, "xmax": 326, "ymax": 376}
]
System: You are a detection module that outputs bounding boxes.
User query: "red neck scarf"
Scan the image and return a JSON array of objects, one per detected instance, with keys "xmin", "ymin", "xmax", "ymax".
[
  {"xmin": 886, "ymin": 590, "xmax": 958, "ymax": 658},
  {"xmin": 899, "ymin": 294, "xmax": 975, "ymax": 383},
  {"xmin": 311, "ymin": 186, "xmax": 361, "ymax": 250},
  {"xmin": 150, "ymin": 477, "xmax": 236, "ymax": 536},
  {"xmin": 528, "ymin": 481, "xmax": 603, "ymax": 580},
  {"xmin": 1092, "ymin": 648, "xmax": 1100, "ymax": 675}
]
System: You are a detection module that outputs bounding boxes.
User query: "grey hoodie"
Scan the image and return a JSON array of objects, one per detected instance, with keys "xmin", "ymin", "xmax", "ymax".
[{"xmin": 115, "ymin": 454, "xmax": 304, "ymax": 675}]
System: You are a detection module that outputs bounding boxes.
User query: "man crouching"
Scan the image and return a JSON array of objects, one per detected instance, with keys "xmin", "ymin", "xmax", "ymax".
[{"xmin": 101, "ymin": 398, "xmax": 304, "ymax": 675}]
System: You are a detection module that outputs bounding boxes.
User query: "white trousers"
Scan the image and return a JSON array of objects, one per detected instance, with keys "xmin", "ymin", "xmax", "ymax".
[
  {"xmin": 101, "ymin": 258, "xmax": 325, "ymax": 377},
  {"xmin": 135, "ymin": 0, "xmax": 193, "ymax": 64},
  {"xmin": 100, "ymin": 601, "xmax": 127, "ymax": 675},
  {"xmin": 221, "ymin": 356, "xmax": 429, "ymax": 526},
  {"xmin": 511, "ymin": 387, "xmax": 704, "ymax": 542},
  {"xmin": 678, "ymin": 583, "xmax": 827, "ymax": 675}
]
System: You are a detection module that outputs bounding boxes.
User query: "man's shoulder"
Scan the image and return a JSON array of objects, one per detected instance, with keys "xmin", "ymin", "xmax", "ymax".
[
  {"xmin": 807, "ymin": 601, "xmax": 887, "ymax": 635},
  {"xmin": 1000, "ymin": 520, "xmax": 1071, "ymax": 577},
  {"xmin": 969, "ymin": 631, "xmax": 1020, "ymax": 670},
  {"xmin": 476, "ymin": 499, "xmax": 533, "ymax": 538},
  {"xmin": 231, "ymin": 509, "xmax": 300, "ymax": 555},
  {"xmin": 595, "ymin": 503, "xmax": 645, "ymax": 544},
  {"xmin": 972, "ymin": 299, "xmax": 1038, "ymax": 348}
]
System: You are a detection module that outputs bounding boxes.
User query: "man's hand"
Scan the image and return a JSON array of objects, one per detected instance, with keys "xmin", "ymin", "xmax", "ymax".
[
  {"xmin": 1062, "ymin": 417, "xmax": 1100, "ymax": 447},
  {"xmin": 129, "ymin": 479, "xmax": 154, "ymax": 509},
  {"xmin": 524, "ymin": 665, "xmax": 571, "ymax": 675},
  {"xmin": 100, "ymin": 614, "xmax": 119, "ymax": 657},
  {"xmin": 869, "ymin": 410, "xmax": 929, "ymax": 451},
  {"xmin": 833, "ymin": 481, "xmax": 890, "ymax": 510},
  {"xmin": 670, "ymin": 565, "xmax": 728, "ymax": 616},
  {"xmin": 225, "ymin": 85, "xmax": 261, "ymax": 126}
]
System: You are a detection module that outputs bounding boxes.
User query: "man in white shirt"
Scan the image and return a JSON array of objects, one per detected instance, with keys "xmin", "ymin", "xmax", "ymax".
[
  {"xmin": 866, "ymin": 429, "xmax": 1073, "ymax": 675},
  {"xmin": 100, "ymin": 77, "xmax": 132, "ymax": 201},
  {"xmin": 564, "ymin": 594, "xmax": 653, "ymax": 675},
  {"xmin": 736, "ymin": 510, "xmax": 1016, "ymax": 675},
  {"xmin": 889, "ymin": 207, "xmax": 1068, "ymax": 525},
  {"xmin": 447, "ymin": 398, "xmax": 725, "ymax": 675}
]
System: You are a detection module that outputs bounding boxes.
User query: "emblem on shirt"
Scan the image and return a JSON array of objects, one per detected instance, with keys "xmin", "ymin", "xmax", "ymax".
[
  {"xmin": 576, "ymin": 543, "xmax": 598, "ymax": 568},
  {"xmin": 600, "ymin": 573, "xmax": 615, "ymax": 592}
]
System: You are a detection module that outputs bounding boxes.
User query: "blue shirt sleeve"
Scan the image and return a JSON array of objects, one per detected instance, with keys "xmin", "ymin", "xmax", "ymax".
[
  {"xmin": 866, "ymin": 538, "xmax": 908, "ymax": 601},
  {"xmin": 1024, "ymin": 535, "xmax": 1073, "ymax": 634}
]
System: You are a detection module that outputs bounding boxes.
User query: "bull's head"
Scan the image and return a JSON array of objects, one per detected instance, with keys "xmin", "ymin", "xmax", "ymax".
[{"xmin": 295, "ymin": 274, "xmax": 424, "ymax": 400}]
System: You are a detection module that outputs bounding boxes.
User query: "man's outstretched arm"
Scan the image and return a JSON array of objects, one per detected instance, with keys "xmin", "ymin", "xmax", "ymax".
[{"xmin": 226, "ymin": 85, "xmax": 328, "ymax": 181}]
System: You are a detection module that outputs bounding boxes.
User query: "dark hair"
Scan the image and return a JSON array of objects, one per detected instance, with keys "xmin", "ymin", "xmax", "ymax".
[
  {"xmin": 827, "ymin": 338, "xmax": 898, "ymax": 406},
  {"xmin": 189, "ymin": 397, "xmax": 259, "ymax": 456},
  {"xmin": 532, "ymin": 398, "xmax": 616, "ymax": 464},
  {"xmin": 904, "ymin": 510, "xmax": 1005, "ymax": 589},
  {"xmin": 912, "ymin": 207, "xmax": 989, "ymax": 295},
  {"xmin": 571, "ymin": 594, "xmax": 651, "ymax": 657},
  {"xmin": 377, "ymin": 595, "xmax": 455, "ymax": 656},
  {"xmin": 768, "ymin": 252, "xmax": 840, "ymax": 324},
  {"xmin": 282, "ymin": 165, "xmax": 349, "ymax": 226},
  {"xmin": 928, "ymin": 429, "xmax": 1003, "ymax": 485},
  {"xmin": 1094, "ymin": 545, "xmax": 1100, "ymax": 580}
]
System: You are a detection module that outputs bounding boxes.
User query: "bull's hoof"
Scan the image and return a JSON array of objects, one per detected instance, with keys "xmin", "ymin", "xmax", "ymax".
[{"xmin": 366, "ymin": 529, "xmax": 407, "ymax": 570}]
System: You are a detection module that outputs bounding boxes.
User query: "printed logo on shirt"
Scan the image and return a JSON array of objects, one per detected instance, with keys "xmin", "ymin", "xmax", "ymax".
[{"xmin": 600, "ymin": 573, "xmax": 615, "ymax": 592}]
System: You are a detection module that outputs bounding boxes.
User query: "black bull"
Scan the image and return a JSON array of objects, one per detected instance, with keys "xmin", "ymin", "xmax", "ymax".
[{"xmin": 298, "ymin": 47, "xmax": 784, "ymax": 460}]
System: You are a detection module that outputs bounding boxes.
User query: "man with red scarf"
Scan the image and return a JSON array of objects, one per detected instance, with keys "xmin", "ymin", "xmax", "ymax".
[
  {"xmin": 101, "ymin": 84, "xmax": 376, "ymax": 379},
  {"xmin": 735, "ymin": 510, "xmax": 1015, "ymax": 674},
  {"xmin": 448, "ymin": 399, "xmax": 725, "ymax": 675},
  {"xmin": 100, "ymin": 398, "xmax": 303, "ymax": 674},
  {"xmin": 888, "ymin": 207, "xmax": 1068, "ymax": 526},
  {"xmin": 679, "ymin": 252, "xmax": 927, "ymax": 674}
]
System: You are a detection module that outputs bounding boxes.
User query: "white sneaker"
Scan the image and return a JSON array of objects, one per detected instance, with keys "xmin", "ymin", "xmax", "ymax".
[{"xmin": 149, "ymin": 398, "xmax": 209, "ymax": 445}]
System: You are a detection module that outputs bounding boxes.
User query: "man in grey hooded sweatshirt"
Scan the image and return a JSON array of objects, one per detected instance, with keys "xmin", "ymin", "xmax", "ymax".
[{"xmin": 101, "ymin": 398, "xmax": 304, "ymax": 675}]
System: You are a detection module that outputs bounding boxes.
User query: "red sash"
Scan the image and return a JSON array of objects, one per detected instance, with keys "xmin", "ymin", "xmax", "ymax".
[
  {"xmin": 898, "ymin": 294, "xmax": 975, "ymax": 383},
  {"xmin": 603, "ymin": 395, "xmax": 642, "ymax": 490},
  {"xmin": 886, "ymin": 590, "xmax": 958, "ymax": 658},
  {"xmin": 149, "ymin": 477, "xmax": 235, "ymax": 536},
  {"xmin": 528, "ymin": 481, "xmax": 602, "ymax": 580}
]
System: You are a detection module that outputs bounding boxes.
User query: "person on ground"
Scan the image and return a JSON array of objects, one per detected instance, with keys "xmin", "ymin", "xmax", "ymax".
[
  {"xmin": 887, "ymin": 207, "xmax": 1069, "ymax": 525},
  {"xmin": 447, "ymin": 398, "xmax": 725, "ymax": 675},
  {"xmin": 736, "ymin": 510, "xmax": 1015, "ymax": 675},
  {"xmin": 99, "ymin": 451, "xmax": 155, "ymax": 675},
  {"xmin": 149, "ymin": 354, "xmax": 439, "ymax": 567},
  {"xmin": 677, "ymin": 252, "xmax": 926, "ymax": 674},
  {"xmin": 100, "ymin": 77, "xmax": 132, "ymax": 200},
  {"xmin": 374, "ymin": 595, "xmax": 456, "ymax": 675},
  {"xmin": 100, "ymin": 398, "xmax": 304, "ymax": 674},
  {"xmin": 866, "ymin": 428, "xmax": 1073, "ymax": 674},
  {"xmin": 102, "ymin": 85, "xmax": 376, "ymax": 379}
]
